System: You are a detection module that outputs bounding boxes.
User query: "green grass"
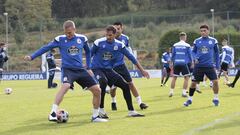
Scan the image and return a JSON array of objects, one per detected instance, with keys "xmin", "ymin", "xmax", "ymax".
[{"xmin": 0, "ymin": 78, "xmax": 240, "ymax": 135}]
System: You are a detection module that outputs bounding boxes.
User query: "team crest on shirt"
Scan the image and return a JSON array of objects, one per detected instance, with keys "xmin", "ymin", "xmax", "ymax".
[
  {"xmin": 103, "ymin": 44, "xmax": 106, "ymax": 48},
  {"xmin": 68, "ymin": 46, "xmax": 80, "ymax": 55},
  {"xmin": 114, "ymin": 45, "xmax": 118, "ymax": 50},
  {"xmin": 208, "ymin": 40, "xmax": 213, "ymax": 44},
  {"xmin": 65, "ymin": 40, "xmax": 67, "ymax": 43},
  {"xmin": 77, "ymin": 38, "xmax": 81, "ymax": 44},
  {"xmin": 200, "ymin": 46, "xmax": 209, "ymax": 54}
]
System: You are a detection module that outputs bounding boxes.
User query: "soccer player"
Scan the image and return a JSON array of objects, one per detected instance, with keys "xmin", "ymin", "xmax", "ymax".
[
  {"xmin": 91, "ymin": 25, "xmax": 150, "ymax": 118},
  {"xmin": 227, "ymin": 69, "xmax": 240, "ymax": 88},
  {"xmin": 218, "ymin": 39, "xmax": 235, "ymax": 84},
  {"xmin": 24, "ymin": 20, "xmax": 107, "ymax": 122},
  {"xmin": 109, "ymin": 22, "xmax": 148, "ymax": 111},
  {"xmin": 184, "ymin": 24, "xmax": 220, "ymax": 107},
  {"xmin": 161, "ymin": 48, "xmax": 171, "ymax": 86},
  {"xmin": 169, "ymin": 32, "xmax": 193, "ymax": 97},
  {"xmin": 46, "ymin": 49, "xmax": 58, "ymax": 88},
  {"xmin": 0, "ymin": 42, "xmax": 8, "ymax": 81}
]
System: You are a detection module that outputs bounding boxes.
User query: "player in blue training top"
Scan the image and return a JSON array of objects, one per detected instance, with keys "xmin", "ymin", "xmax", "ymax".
[
  {"xmin": 108, "ymin": 22, "xmax": 148, "ymax": 111},
  {"xmin": 46, "ymin": 49, "xmax": 58, "ymax": 89},
  {"xmin": 184, "ymin": 24, "xmax": 220, "ymax": 107},
  {"xmin": 218, "ymin": 39, "xmax": 235, "ymax": 84},
  {"xmin": 24, "ymin": 20, "xmax": 108, "ymax": 123},
  {"xmin": 161, "ymin": 48, "xmax": 171, "ymax": 87},
  {"xmin": 169, "ymin": 32, "xmax": 193, "ymax": 98},
  {"xmin": 0, "ymin": 42, "xmax": 8, "ymax": 81},
  {"xmin": 91, "ymin": 25, "xmax": 150, "ymax": 119}
]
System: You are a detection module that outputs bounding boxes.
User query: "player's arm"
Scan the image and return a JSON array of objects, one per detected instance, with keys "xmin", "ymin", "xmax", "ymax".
[
  {"xmin": 24, "ymin": 40, "xmax": 59, "ymax": 61},
  {"xmin": 214, "ymin": 43, "xmax": 220, "ymax": 70},
  {"xmin": 188, "ymin": 47, "xmax": 194, "ymax": 68},
  {"xmin": 91, "ymin": 40, "xmax": 100, "ymax": 57},
  {"xmin": 83, "ymin": 41, "xmax": 91, "ymax": 69},
  {"xmin": 170, "ymin": 47, "xmax": 175, "ymax": 67},
  {"xmin": 192, "ymin": 43, "xmax": 198, "ymax": 63},
  {"xmin": 231, "ymin": 48, "xmax": 235, "ymax": 68},
  {"xmin": 121, "ymin": 46, "xmax": 150, "ymax": 79},
  {"xmin": 161, "ymin": 54, "xmax": 167, "ymax": 63},
  {"xmin": 221, "ymin": 48, "xmax": 226, "ymax": 64}
]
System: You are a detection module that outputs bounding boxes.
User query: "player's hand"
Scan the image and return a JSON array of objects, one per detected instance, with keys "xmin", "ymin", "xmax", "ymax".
[
  {"xmin": 24, "ymin": 55, "xmax": 32, "ymax": 61},
  {"xmin": 194, "ymin": 59, "xmax": 199, "ymax": 64},
  {"xmin": 169, "ymin": 62, "xmax": 173, "ymax": 68},
  {"xmin": 191, "ymin": 63, "xmax": 194, "ymax": 68},
  {"xmin": 87, "ymin": 69, "xmax": 94, "ymax": 77},
  {"xmin": 142, "ymin": 70, "xmax": 150, "ymax": 79}
]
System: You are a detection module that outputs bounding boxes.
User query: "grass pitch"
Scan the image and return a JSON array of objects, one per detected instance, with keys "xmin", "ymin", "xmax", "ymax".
[{"xmin": 0, "ymin": 78, "xmax": 240, "ymax": 135}]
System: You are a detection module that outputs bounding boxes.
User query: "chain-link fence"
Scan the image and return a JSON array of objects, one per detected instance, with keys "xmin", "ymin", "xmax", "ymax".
[{"xmin": 0, "ymin": 11, "xmax": 240, "ymax": 72}]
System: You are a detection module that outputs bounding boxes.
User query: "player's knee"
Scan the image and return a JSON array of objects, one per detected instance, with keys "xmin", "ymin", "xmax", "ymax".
[
  {"xmin": 191, "ymin": 82, "xmax": 197, "ymax": 88},
  {"xmin": 90, "ymin": 85, "xmax": 101, "ymax": 96},
  {"xmin": 212, "ymin": 80, "xmax": 218, "ymax": 85}
]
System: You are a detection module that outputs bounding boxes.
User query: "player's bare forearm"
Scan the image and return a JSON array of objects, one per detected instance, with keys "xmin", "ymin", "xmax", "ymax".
[{"xmin": 135, "ymin": 62, "xmax": 150, "ymax": 79}]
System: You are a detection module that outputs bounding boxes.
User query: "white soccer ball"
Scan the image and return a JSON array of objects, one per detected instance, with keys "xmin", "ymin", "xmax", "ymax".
[
  {"xmin": 57, "ymin": 109, "xmax": 69, "ymax": 123},
  {"xmin": 4, "ymin": 88, "xmax": 12, "ymax": 95}
]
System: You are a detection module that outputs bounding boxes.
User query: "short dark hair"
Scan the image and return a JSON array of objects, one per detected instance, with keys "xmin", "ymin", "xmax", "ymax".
[
  {"xmin": 0, "ymin": 42, "xmax": 5, "ymax": 46},
  {"xmin": 200, "ymin": 24, "xmax": 209, "ymax": 30},
  {"xmin": 106, "ymin": 25, "xmax": 117, "ymax": 34},
  {"xmin": 113, "ymin": 22, "xmax": 123, "ymax": 26}
]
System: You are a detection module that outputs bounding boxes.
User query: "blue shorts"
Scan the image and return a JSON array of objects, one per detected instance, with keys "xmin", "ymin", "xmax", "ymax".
[
  {"xmin": 92, "ymin": 68, "xmax": 126, "ymax": 87},
  {"xmin": 173, "ymin": 64, "xmax": 190, "ymax": 76},
  {"xmin": 192, "ymin": 67, "xmax": 217, "ymax": 82},
  {"xmin": 113, "ymin": 64, "xmax": 132, "ymax": 82},
  {"xmin": 62, "ymin": 68, "xmax": 97, "ymax": 90}
]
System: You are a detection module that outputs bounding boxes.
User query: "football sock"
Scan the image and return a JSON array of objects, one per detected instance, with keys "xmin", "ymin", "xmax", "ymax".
[
  {"xmin": 92, "ymin": 108, "xmax": 99, "ymax": 118},
  {"xmin": 232, "ymin": 70, "xmax": 240, "ymax": 85},
  {"xmin": 164, "ymin": 74, "xmax": 170, "ymax": 84},
  {"xmin": 214, "ymin": 94, "xmax": 219, "ymax": 100},
  {"xmin": 112, "ymin": 97, "xmax": 117, "ymax": 103},
  {"xmin": 51, "ymin": 104, "xmax": 58, "ymax": 113},
  {"xmin": 170, "ymin": 89, "xmax": 174, "ymax": 93},
  {"xmin": 182, "ymin": 89, "xmax": 187, "ymax": 94},
  {"xmin": 136, "ymin": 96, "xmax": 142, "ymax": 105},
  {"xmin": 189, "ymin": 88, "xmax": 196, "ymax": 97}
]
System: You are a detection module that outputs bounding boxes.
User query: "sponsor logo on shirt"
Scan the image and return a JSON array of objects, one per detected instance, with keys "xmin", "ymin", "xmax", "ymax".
[
  {"xmin": 68, "ymin": 46, "xmax": 80, "ymax": 55},
  {"xmin": 200, "ymin": 46, "xmax": 209, "ymax": 54},
  {"xmin": 102, "ymin": 52, "xmax": 113, "ymax": 60}
]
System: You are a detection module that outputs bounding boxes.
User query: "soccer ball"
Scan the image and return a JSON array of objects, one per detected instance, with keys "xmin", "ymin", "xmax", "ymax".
[
  {"xmin": 57, "ymin": 109, "xmax": 69, "ymax": 123},
  {"xmin": 4, "ymin": 88, "xmax": 12, "ymax": 95}
]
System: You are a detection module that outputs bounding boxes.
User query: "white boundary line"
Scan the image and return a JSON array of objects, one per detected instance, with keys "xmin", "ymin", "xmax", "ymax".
[{"xmin": 183, "ymin": 112, "xmax": 240, "ymax": 135}]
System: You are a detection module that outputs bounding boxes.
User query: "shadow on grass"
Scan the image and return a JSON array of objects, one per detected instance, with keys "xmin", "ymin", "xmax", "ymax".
[
  {"xmin": 0, "ymin": 120, "xmax": 91, "ymax": 135},
  {"xmin": 220, "ymin": 92, "xmax": 240, "ymax": 98},
  {"xmin": 145, "ymin": 105, "xmax": 214, "ymax": 116},
  {"xmin": 21, "ymin": 112, "xmax": 93, "ymax": 125}
]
